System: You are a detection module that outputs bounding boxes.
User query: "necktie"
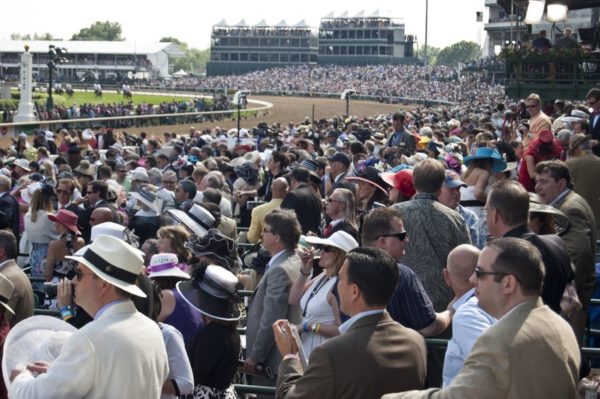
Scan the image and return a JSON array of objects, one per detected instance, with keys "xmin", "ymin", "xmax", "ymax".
[{"xmin": 323, "ymin": 223, "xmax": 333, "ymax": 237}]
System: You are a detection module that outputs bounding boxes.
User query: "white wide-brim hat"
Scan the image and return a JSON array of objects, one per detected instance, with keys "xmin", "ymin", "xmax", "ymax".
[
  {"xmin": 66, "ymin": 234, "xmax": 146, "ymax": 297},
  {"xmin": 130, "ymin": 189, "xmax": 159, "ymax": 214},
  {"xmin": 305, "ymin": 231, "xmax": 359, "ymax": 253},
  {"xmin": 147, "ymin": 253, "xmax": 190, "ymax": 280},
  {"xmin": 3, "ymin": 316, "xmax": 76, "ymax": 387},
  {"xmin": 21, "ymin": 182, "xmax": 42, "ymax": 204}
]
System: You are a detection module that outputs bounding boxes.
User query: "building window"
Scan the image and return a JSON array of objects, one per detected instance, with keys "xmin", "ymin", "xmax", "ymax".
[
  {"xmin": 270, "ymin": 53, "xmax": 279, "ymax": 62},
  {"xmin": 230, "ymin": 38, "xmax": 240, "ymax": 46},
  {"xmin": 291, "ymin": 54, "xmax": 300, "ymax": 62},
  {"xmin": 333, "ymin": 46, "xmax": 340, "ymax": 55},
  {"xmin": 230, "ymin": 53, "xmax": 239, "ymax": 61},
  {"xmin": 333, "ymin": 30, "xmax": 340, "ymax": 39},
  {"xmin": 357, "ymin": 30, "xmax": 364, "ymax": 39},
  {"xmin": 372, "ymin": 30, "xmax": 379, "ymax": 39},
  {"xmin": 340, "ymin": 46, "xmax": 347, "ymax": 55},
  {"xmin": 250, "ymin": 53, "xmax": 259, "ymax": 62},
  {"xmin": 280, "ymin": 53, "xmax": 289, "ymax": 62},
  {"xmin": 341, "ymin": 30, "xmax": 348, "ymax": 39},
  {"xmin": 210, "ymin": 52, "xmax": 220, "ymax": 61},
  {"xmin": 220, "ymin": 38, "xmax": 229, "ymax": 46},
  {"xmin": 260, "ymin": 38, "xmax": 269, "ymax": 46},
  {"xmin": 319, "ymin": 46, "xmax": 326, "ymax": 55},
  {"xmin": 260, "ymin": 53, "xmax": 268, "ymax": 62},
  {"xmin": 349, "ymin": 46, "xmax": 355, "ymax": 55},
  {"xmin": 349, "ymin": 30, "xmax": 356, "ymax": 39},
  {"xmin": 301, "ymin": 53, "xmax": 309, "ymax": 62},
  {"xmin": 364, "ymin": 46, "xmax": 371, "ymax": 55},
  {"xmin": 220, "ymin": 53, "xmax": 229, "ymax": 61},
  {"xmin": 240, "ymin": 53, "xmax": 248, "ymax": 61},
  {"xmin": 356, "ymin": 46, "xmax": 363, "ymax": 55},
  {"xmin": 365, "ymin": 30, "xmax": 371, "ymax": 39},
  {"xmin": 240, "ymin": 38, "xmax": 249, "ymax": 46},
  {"xmin": 250, "ymin": 38, "xmax": 259, "ymax": 46}
]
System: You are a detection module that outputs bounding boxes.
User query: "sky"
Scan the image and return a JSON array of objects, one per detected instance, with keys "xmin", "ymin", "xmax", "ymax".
[{"xmin": 4, "ymin": 0, "xmax": 487, "ymax": 51}]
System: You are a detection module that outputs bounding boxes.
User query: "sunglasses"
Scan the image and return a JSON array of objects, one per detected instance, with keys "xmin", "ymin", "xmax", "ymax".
[
  {"xmin": 378, "ymin": 231, "xmax": 407, "ymax": 241},
  {"xmin": 318, "ymin": 246, "xmax": 335, "ymax": 253},
  {"xmin": 74, "ymin": 267, "xmax": 94, "ymax": 281},
  {"xmin": 474, "ymin": 266, "xmax": 508, "ymax": 279}
]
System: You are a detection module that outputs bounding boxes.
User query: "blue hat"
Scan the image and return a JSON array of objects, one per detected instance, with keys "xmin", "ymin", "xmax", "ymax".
[
  {"xmin": 444, "ymin": 170, "xmax": 467, "ymax": 189},
  {"xmin": 463, "ymin": 147, "xmax": 506, "ymax": 174},
  {"xmin": 299, "ymin": 159, "xmax": 319, "ymax": 171}
]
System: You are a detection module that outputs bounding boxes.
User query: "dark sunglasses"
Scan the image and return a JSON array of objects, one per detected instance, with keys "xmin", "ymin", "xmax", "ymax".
[
  {"xmin": 378, "ymin": 231, "xmax": 407, "ymax": 241},
  {"xmin": 474, "ymin": 266, "xmax": 508, "ymax": 279},
  {"xmin": 318, "ymin": 246, "xmax": 335, "ymax": 253}
]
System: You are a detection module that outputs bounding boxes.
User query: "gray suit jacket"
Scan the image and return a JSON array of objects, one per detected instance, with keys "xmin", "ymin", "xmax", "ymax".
[
  {"xmin": 0, "ymin": 259, "xmax": 33, "ymax": 327},
  {"xmin": 383, "ymin": 298, "xmax": 580, "ymax": 399},
  {"xmin": 277, "ymin": 312, "xmax": 426, "ymax": 399},
  {"xmin": 246, "ymin": 249, "xmax": 302, "ymax": 372}
]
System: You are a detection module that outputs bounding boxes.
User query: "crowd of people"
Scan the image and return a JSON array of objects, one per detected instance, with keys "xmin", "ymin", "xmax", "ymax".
[{"xmin": 0, "ymin": 82, "xmax": 598, "ymax": 398}]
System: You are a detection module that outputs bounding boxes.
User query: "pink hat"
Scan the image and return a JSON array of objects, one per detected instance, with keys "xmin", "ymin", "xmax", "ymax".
[{"xmin": 48, "ymin": 209, "xmax": 81, "ymax": 235}]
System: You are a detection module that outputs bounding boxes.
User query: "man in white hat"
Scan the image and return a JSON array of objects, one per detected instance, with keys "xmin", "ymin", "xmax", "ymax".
[{"xmin": 9, "ymin": 234, "xmax": 169, "ymax": 398}]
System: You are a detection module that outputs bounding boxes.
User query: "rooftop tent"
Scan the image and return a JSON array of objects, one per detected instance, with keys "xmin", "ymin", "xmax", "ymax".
[
  {"xmin": 254, "ymin": 19, "xmax": 269, "ymax": 27},
  {"xmin": 338, "ymin": 11, "xmax": 349, "ymax": 18},
  {"xmin": 172, "ymin": 69, "xmax": 188, "ymax": 78},
  {"xmin": 353, "ymin": 10, "xmax": 365, "ymax": 18},
  {"xmin": 370, "ymin": 9, "xmax": 381, "ymax": 17},
  {"xmin": 275, "ymin": 19, "xmax": 289, "ymax": 27},
  {"xmin": 213, "ymin": 19, "xmax": 229, "ymax": 27},
  {"xmin": 322, "ymin": 11, "xmax": 334, "ymax": 18},
  {"xmin": 294, "ymin": 19, "xmax": 311, "ymax": 28},
  {"xmin": 232, "ymin": 19, "xmax": 249, "ymax": 27}
]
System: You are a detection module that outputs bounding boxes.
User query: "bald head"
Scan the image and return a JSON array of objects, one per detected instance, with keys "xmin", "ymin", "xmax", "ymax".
[
  {"xmin": 90, "ymin": 207, "xmax": 115, "ymax": 226},
  {"xmin": 0, "ymin": 175, "xmax": 10, "ymax": 192},
  {"xmin": 271, "ymin": 177, "xmax": 289, "ymax": 199},
  {"xmin": 446, "ymin": 244, "xmax": 481, "ymax": 294}
]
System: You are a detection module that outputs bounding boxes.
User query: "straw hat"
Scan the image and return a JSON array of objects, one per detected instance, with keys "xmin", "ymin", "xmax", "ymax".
[
  {"xmin": 130, "ymin": 189, "xmax": 160, "ymax": 214},
  {"xmin": 176, "ymin": 265, "xmax": 241, "ymax": 322},
  {"xmin": 66, "ymin": 234, "xmax": 146, "ymax": 297},
  {"xmin": 13, "ymin": 159, "xmax": 30, "ymax": 173},
  {"xmin": 73, "ymin": 160, "xmax": 97, "ymax": 178}
]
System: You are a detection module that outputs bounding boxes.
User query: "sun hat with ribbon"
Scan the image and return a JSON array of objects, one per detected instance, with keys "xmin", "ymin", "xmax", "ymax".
[
  {"xmin": 167, "ymin": 204, "xmax": 216, "ymax": 238},
  {"xmin": 146, "ymin": 253, "xmax": 190, "ymax": 280},
  {"xmin": 185, "ymin": 229, "xmax": 239, "ymax": 271},
  {"xmin": 176, "ymin": 265, "xmax": 241, "ymax": 322},
  {"xmin": 130, "ymin": 188, "xmax": 161, "ymax": 214},
  {"xmin": 66, "ymin": 234, "xmax": 146, "ymax": 297}
]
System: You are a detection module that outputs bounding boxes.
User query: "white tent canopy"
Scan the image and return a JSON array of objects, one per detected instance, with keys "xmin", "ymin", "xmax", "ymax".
[{"xmin": 172, "ymin": 69, "xmax": 188, "ymax": 78}]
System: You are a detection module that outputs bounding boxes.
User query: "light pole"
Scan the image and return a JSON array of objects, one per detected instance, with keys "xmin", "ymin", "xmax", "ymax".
[
  {"xmin": 233, "ymin": 90, "xmax": 250, "ymax": 143},
  {"xmin": 424, "ymin": 0, "xmax": 429, "ymax": 66},
  {"xmin": 341, "ymin": 89, "xmax": 356, "ymax": 117},
  {"xmin": 46, "ymin": 45, "xmax": 68, "ymax": 110}
]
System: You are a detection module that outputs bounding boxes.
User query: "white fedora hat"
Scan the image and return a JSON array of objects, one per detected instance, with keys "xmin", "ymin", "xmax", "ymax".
[
  {"xmin": 167, "ymin": 204, "xmax": 215, "ymax": 238},
  {"xmin": 3, "ymin": 316, "xmax": 76, "ymax": 387},
  {"xmin": 305, "ymin": 231, "xmax": 359, "ymax": 253},
  {"xmin": 146, "ymin": 253, "xmax": 190, "ymax": 280},
  {"xmin": 66, "ymin": 234, "xmax": 146, "ymax": 297}
]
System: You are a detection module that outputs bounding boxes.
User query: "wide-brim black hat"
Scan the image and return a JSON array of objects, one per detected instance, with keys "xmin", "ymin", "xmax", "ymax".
[{"xmin": 176, "ymin": 265, "xmax": 240, "ymax": 322}]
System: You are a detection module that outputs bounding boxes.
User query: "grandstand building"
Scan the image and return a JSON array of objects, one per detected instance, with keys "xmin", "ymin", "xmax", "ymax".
[
  {"xmin": 0, "ymin": 40, "xmax": 184, "ymax": 82},
  {"xmin": 317, "ymin": 11, "xmax": 416, "ymax": 66},
  {"xmin": 206, "ymin": 19, "xmax": 318, "ymax": 76}
]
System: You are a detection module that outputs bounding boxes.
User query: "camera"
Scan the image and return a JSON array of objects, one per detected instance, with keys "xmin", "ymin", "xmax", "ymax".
[{"xmin": 43, "ymin": 282, "xmax": 58, "ymax": 298}]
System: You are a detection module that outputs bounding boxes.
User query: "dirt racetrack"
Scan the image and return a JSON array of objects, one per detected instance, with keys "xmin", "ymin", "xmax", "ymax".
[{"xmin": 119, "ymin": 95, "xmax": 414, "ymax": 137}]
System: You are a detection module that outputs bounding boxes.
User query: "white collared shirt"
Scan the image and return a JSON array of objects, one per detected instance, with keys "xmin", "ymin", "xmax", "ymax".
[
  {"xmin": 265, "ymin": 249, "xmax": 287, "ymax": 273},
  {"xmin": 338, "ymin": 309, "xmax": 385, "ymax": 334}
]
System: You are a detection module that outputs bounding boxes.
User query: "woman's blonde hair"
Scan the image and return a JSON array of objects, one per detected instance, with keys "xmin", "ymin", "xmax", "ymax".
[{"xmin": 29, "ymin": 186, "xmax": 53, "ymax": 223}]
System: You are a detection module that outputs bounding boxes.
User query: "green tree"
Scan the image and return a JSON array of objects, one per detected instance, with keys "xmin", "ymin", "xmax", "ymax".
[
  {"xmin": 436, "ymin": 41, "xmax": 480, "ymax": 67},
  {"xmin": 419, "ymin": 46, "xmax": 440, "ymax": 65},
  {"xmin": 71, "ymin": 21, "xmax": 124, "ymax": 41},
  {"xmin": 160, "ymin": 37, "xmax": 209, "ymax": 74}
]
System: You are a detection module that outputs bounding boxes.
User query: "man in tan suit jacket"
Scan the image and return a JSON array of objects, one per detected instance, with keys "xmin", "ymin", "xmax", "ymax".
[
  {"xmin": 567, "ymin": 134, "xmax": 600, "ymax": 229},
  {"xmin": 0, "ymin": 230, "xmax": 33, "ymax": 327},
  {"xmin": 383, "ymin": 238, "xmax": 580, "ymax": 399},
  {"xmin": 274, "ymin": 247, "xmax": 426, "ymax": 399}
]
